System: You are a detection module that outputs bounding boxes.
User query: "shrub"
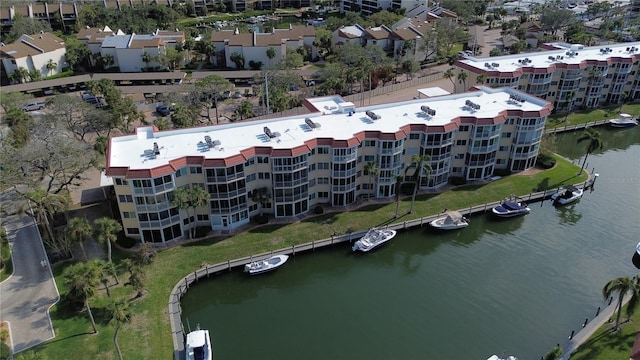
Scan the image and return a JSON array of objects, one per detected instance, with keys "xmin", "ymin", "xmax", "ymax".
[
  {"xmin": 313, "ymin": 206, "xmax": 324, "ymax": 214},
  {"xmin": 536, "ymin": 153, "xmax": 556, "ymax": 169},
  {"xmin": 252, "ymin": 214, "xmax": 268, "ymax": 224},
  {"xmin": 449, "ymin": 176, "xmax": 467, "ymax": 186},
  {"xmin": 0, "ymin": 342, "xmax": 11, "ymax": 360}
]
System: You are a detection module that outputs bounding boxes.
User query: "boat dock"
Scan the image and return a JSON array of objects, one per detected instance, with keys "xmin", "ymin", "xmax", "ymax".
[
  {"xmin": 545, "ymin": 119, "xmax": 609, "ymax": 134},
  {"xmin": 168, "ymin": 178, "xmax": 598, "ymax": 359}
]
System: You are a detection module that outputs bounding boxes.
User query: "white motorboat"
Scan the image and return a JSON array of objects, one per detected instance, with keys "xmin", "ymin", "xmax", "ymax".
[
  {"xmin": 487, "ymin": 355, "xmax": 517, "ymax": 360},
  {"xmin": 244, "ymin": 254, "xmax": 289, "ymax": 275},
  {"xmin": 429, "ymin": 211, "xmax": 469, "ymax": 230},
  {"xmin": 551, "ymin": 185, "xmax": 583, "ymax": 205},
  {"xmin": 352, "ymin": 227, "xmax": 397, "ymax": 252},
  {"xmin": 633, "ymin": 242, "xmax": 640, "ymax": 270},
  {"xmin": 185, "ymin": 324, "xmax": 212, "ymax": 360},
  {"xmin": 607, "ymin": 113, "xmax": 638, "ymax": 128},
  {"xmin": 492, "ymin": 196, "xmax": 530, "ymax": 218}
]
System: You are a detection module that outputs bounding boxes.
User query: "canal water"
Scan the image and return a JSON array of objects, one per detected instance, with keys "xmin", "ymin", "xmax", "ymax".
[{"xmin": 181, "ymin": 126, "xmax": 640, "ymax": 360}]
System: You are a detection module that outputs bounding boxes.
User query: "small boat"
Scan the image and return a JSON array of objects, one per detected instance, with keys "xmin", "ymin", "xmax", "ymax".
[
  {"xmin": 244, "ymin": 254, "xmax": 289, "ymax": 275},
  {"xmin": 185, "ymin": 324, "xmax": 213, "ymax": 360},
  {"xmin": 352, "ymin": 227, "xmax": 397, "ymax": 252},
  {"xmin": 551, "ymin": 185, "xmax": 583, "ymax": 205},
  {"xmin": 492, "ymin": 195, "xmax": 530, "ymax": 218},
  {"xmin": 633, "ymin": 242, "xmax": 640, "ymax": 270},
  {"xmin": 608, "ymin": 113, "xmax": 638, "ymax": 128},
  {"xmin": 429, "ymin": 211, "xmax": 469, "ymax": 230},
  {"xmin": 487, "ymin": 355, "xmax": 518, "ymax": 360}
]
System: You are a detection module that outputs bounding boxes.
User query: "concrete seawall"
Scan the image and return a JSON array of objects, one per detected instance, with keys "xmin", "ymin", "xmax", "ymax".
[{"xmin": 169, "ymin": 180, "xmax": 596, "ymax": 360}]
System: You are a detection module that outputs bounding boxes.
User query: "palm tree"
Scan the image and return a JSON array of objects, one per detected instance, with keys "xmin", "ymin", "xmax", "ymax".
[
  {"xmin": 108, "ymin": 298, "xmax": 131, "ymax": 360},
  {"xmin": 93, "ymin": 217, "xmax": 122, "ymax": 264},
  {"xmin": 266, "ymin": 47, "xmax": 276, "ymax": 68},
  {"xmin": 46, "ymin": 59, "xmax": 57, "ymax": 76},
  {"xmin": 141, "ymin": 51, "xmax": 152, "ymax": 71},
  {"xmin": 457, "ymin": 71, "xmax": 468, "ymax": 92},
  {"xmin": 475, "ymin": 74, "xmax": 487, "ymax": 85},
  {"xmin": 66, "ymin": 217, "xmax": 92, "ymax": 260},
  {"xmin": 91, "ymin": 259, "xmax": 112, "ymax": 297},
  {"xmin": 172, "ymin": 186, "xmax": 210, "ymax": 238},
  {"xmin": 63, "ymin": 261, "xmax": 100, "ymax": 333},
  {"xmin": 393, "ymin": 174, "xmax": 404, "ymax": 218},
  {"xmin": 576, "ymin": 127, "xmax": 603, "ymax": 175},
  {"xmin": 404, "ymin": 154, "xmax": 432, "ymax": 214},
  {"xmin": 602, "ymin": 276, "xmax": 638, "ymax": 331},
  {"xmin": 18, "ymin": 188, "xmax": 69, "ymax": 254},
  {"xmin": 250, "ymin": 187, "xmax": 271, "ymax": 217},
  {"xmin": 363, "ymin": 161, "xmax": 380, "ymax": 197},
  {"xmin": 625, "ymin": 276, "xmax": 640, "ymax": 322},
  {"xmin": 234, "ymin": 99, "xmax": 254, "ymax": 120},
  {"xmin": 444, "ymin": 68, "xmax": 456, "ymax": 92}
]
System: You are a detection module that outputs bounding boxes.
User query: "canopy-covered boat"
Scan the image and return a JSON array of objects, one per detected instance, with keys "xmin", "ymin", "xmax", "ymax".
[
  {"xmin": 429, "ymin": 211, "xmax": 469, "ymax": 230},
  {"xmin": 492, "ymin": 196, "xmax": 530, "ymax": 218},
  {"xmin": 551, "ymin": 185, "xmax": 583, "ymax": 205},
  {"xmin": 608, "ymin": 113, "xmax": 638, "ymax": 128},
  {"xmin": 186, "ymin": 324, "xmax": 213, "ymax": 360},
  {"xmin": 244, "ymin": 254, "xmax": 289, "ymax": 275},
  {"xmin": 487, "ymin": 355, "xmax": 517, "ymax": 360},
  {"xmin": 352, "ymin": 227, "xmax": 397, "ymax": 252}
]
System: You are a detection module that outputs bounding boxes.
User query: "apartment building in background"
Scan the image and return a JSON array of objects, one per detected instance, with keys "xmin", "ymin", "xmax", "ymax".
[
  {"xmin": 454, "ymin": 42, "xmax": 640, "ymax": 113},
  {"xmin": 106, "ymin": 87, "xmax": 552, "ymax": 244},
  {"xmin": 0, "ymin": 32, "xmax": 66, "ymax": 80}
]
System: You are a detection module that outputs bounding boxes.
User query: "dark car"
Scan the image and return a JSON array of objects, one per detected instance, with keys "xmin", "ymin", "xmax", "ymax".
[{"xmin": 156, "ymin": 104, "xmax": 171, "ymax": 116}]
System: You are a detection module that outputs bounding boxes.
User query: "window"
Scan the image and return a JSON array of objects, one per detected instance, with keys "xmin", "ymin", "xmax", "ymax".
[
  {"xmin": 126, "ymin": 228, "xmax": 140, "ymax": 235},
  {"xmin": 245, "ymin": 158, "xmax": 255, "ymax": 166},
  {"xmin": 119, "ymin": 195, "xmax": 133, "ymax": 203},
  {"xmin": 501, "ymin": 132, "xmax": 512, "ymax": 138},
  {"xmin": 189, "ymin": 166, "xmax": 202, "ymax": 174},
  {"xmin": 123, "ymin": 211, "xmax": 136, "ymax": 218},
  {"xmin": 459, "ymin": 125, "xmax": 469, "ymax": 131},
  {"xmin": 197, "ymin": 214, "xmax": 209, "ymax": 221},
  {"xmin": 496, "ymin": 159, "xmax": 506, "ymax": 164},
  {"xmin": 452, "ymin": 167, "xmax": 462, "ymax": 173},
  {"xmin": 246, "ymin": 173, "xmax": 256, "ymax": 182},
  {"xmin": 175, "ymin": 168, "xmax": 186, "ymax": 177},
  {"xmin": 499, "ymin": 146, "xmax": 509, "ymax": 152},
  {"xmin": 317, "ymin": 177, "xmax": 329, "ymax": 184},
  {"xmin": 318, "ymin": 163, "xmax": 330, "ymax": 170},
  {"xmin": 318, "ymin": 192, "xmax": 329, "ymax": 198},
  {"xmin": 454, "ymin": 154, "xmax": 464, "ymax": 160},
  {"xmin": 364, "ymin": 155, "xmax": 375, "ymax": 162},
  {"xmin": 409, "ymin": 133, "xmax": 420, "ymax": 140},
  {"xmin": 456, "ymin": 139, "xmax": 467, "ymax": 146},
  {"xmin": 317, "ymin": 147, "xmax": 329, "ymax": 154},
  {"xmin": 115, "ymin": 178, "xmax": 128, "ymax": 185},
  {"xmin": 309, "ymin": 179, "xmax": 316, "ymax": 187},
  {"xmin": 258, "ymin": 172, "xmax": 270, "ymax": 179},
  {"xmin": 257, "ymin": 156, "xmax": 269, "ymax": 163}
]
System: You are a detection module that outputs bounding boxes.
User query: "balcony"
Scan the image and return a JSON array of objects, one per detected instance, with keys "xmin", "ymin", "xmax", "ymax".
[
  {"xmin": 562, "ymin": 72, "xmax": 583, "ymax": 81},
  {"xmin": 529, "ymin": 76, "xmax": 552, "ymax": 85},
  {"xmin": 332, "ymin": 153, "xmax": 357, "ymax": 163},
  {"xmin": 209, "ymin": 189, "xmax": 245, "ymax": 199},
  {"xmin": 206, "ymin": 171, "xmax": 245, "ymax": 183},
  {"xmin": 465, "ymin": 158, "xmax": 496, "ymax": 167},
  {"xmin": 331, "ymin": 168, "xmax": 357, "ymax": 178},
  {"xmin": 332, "ymin": 183, "xmax": 357, "ymax": 192}
]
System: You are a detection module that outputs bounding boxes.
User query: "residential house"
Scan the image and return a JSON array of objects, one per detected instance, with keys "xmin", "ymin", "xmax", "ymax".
[
  {"xmin": 519, "ymin": 21, "xmax": 543, "ymax": 48},
  {"xmin": 392, "ymin": 17, "xmax": 436, "ymax": 62},
  {"xmin": 106, "ymin": 86, "xmax": 552, "ymax": 243},
  {"xmin": 0, "ymin": 32, "xmax": 66, "ymax": 83},
  {"xmin": 99, "ymin": 29, "xmax": 185, "ymax": 72},
  {"xmin": 364, "ymin": 25, "xmax": 394, "ymax": 54},
  {"xmin": 454, "ymin": 42, "xmax": 640, "ymax": 111},
  {"xmin": 332, "ymin": 25, "xmax": 366, "ymax": 46},
  {"xmin": 211, "ymin": 25, "xmax": 316, "ymax": 69}
]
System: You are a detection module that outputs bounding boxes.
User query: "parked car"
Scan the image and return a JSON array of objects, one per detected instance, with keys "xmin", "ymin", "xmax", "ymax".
[
  {"xmin": 85, "ymin": 96, "xmax": 105, "ymax": 108},
  {"xmin": 232, "ymin": 91, "xmax": 242, "ymax": 99},
  {"xmin": 156, "ymin": 104, "xmax": 171, "ymax": 116},
  {"xmin": 22, "ymin": 102, "xmax": 46, "ymax": 111}
]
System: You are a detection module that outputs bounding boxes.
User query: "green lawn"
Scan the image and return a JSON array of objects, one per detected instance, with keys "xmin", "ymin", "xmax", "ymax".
[
  {"xmin": 546, "ymin": 104, "xmax": 640, "ymax": 129},
  {"xmin": 570, "ymin": 303, "xmax": 639, "ymax": 360},
  {"xmin": 0, "ymin": 227, "xmax": 12, "ymax": 282},
  {"xmin": 32, "ymin": 155, "xmax": 591, "ymax": 359}
]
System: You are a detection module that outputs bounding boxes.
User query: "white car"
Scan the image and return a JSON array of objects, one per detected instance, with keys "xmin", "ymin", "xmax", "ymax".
[{"xmin": 22, "ymin": 102, "xmax": 46, "ymax": 111}]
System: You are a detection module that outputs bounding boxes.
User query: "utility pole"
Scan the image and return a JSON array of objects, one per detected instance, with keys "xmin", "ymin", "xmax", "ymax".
[{"xmin": 265, "ymin": 72, "xmax": 270, "ymax": 115}]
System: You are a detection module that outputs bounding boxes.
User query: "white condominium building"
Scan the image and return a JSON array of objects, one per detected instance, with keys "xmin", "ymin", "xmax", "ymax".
[
  {"xmin": 106, "ymin": 87, "xmax": 552, "ymax": 244},
  {"xmin": 454, "ymin": 42, "xmax": 640, "ymax": 113}
]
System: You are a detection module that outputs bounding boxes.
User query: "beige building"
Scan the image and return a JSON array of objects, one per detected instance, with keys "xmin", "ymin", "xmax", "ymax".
[{"xmin": 0, "ymin": 32, "xmax": 66, "ymax": 83}]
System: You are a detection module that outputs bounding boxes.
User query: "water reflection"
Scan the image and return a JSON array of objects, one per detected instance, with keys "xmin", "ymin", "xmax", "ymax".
[{"xmin": 555, "ymin": 203, "xmax": 583, "ymax": 225}]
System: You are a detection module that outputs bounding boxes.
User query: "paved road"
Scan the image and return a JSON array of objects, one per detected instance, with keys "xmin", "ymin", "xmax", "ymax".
[{"xmin": 0, "ymin": 214, "xmax": 59, "ymax": 353}]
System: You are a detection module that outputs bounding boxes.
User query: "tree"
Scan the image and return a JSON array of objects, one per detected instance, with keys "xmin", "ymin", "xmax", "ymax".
[
  {"xmin": 543, "ymin": 344, "xmax": 563, "ymax": 360},
  {"xmin": 404, "ymin": 154, "xmax": 432, "ymax": 214},
  {"xmin": 66, "ymin": 217, "xmax": 92, "ymax": 260},
  {"xmin": 540, "ymin": 7, "xmax": 574, "ymax": 35},
  {"xmin": 444, "ymin": 68, "xmax": 456, "ymax": 92},
  {"xmin": 266, "ymin": 47, "xmax": 276, "ymax": 67},
  {"xmin": 17, "ymin": 189, "xmax": 70, "ymax": 257},
  {"xmin": 63, "ymin": 36, "xmax": 91, "ymax": 71},
  {"xmin": 576, "ymin": 127, "xmax": 603, "ymax": 175},
  {"xmin": 91, "ymin": 259, "xmax": 112, "ymax": 297},
  {"xmin": 93, "ymin": 217, "xmax": 122, "ymax": 264},
  {"xmin": 142, "ymin": 51, "xmax": 153, "ymax": 71},
  {"xmin": 401, "ymin": 59, "xmax": 420, "ymax": 81},
  {"xmin": 626, "ymin": 276, "xmax": 640, "ymax": 322},
  {"xmin": 195, "ymin": 75, "xmax": 234, "ymax": 124},
  {"xmin": 171, "ymin": 186, "xmax": 210, "ymax": 238},
  {"xmin": 475, "ymin": 74, "xmax": 487, "ymax": 85},
  {"xmin": 108, "ymin": 298, "xmax": 131, "ymax": 360},
  {"xmin": 6, "ymin": 14, "xmax": 52, "ymax": 43},
  {"xmin": 393, "ymin": 174, "xmax": 404, "ymax": 218},
  {"xmin": 45, "ymin": 59, "xmax": 57, "ymax": 77},
  {"xmin": 63, "ymin": 261, "xmax": 101, "ymax": 333},
  {"xmin": 250, "ymin": 187, "xmax": 271, "ymax": 217},
  {"xmin": 489, "ymin": 48, "xmax": 502, "ymax": 57},
  {"xmin": 434, "ymin": 20, "xmax": 470, "ymax": 57},
  {"xmin": 363, "ymin": 161, "xmax": 379, "ymax": 197},
  {"xmin": 230, "ymin": 52, "xmax": 245, "ymax": 69},
  {"xmin": 284, "ymin": 47, "xmax": 304, "ymax": 69},
  {"xmin": 603, "ymin": 276, "xmax": 638, "ymax": 331},
  {"xmin": 563, "ymin": 90, "xmax": 577, "ymax": 122},
  {"xmin": 234, "ymin": 99, "xmax": 254, "ymax": 120},
  {"xmin": 618, "ymin": 91, "xmax": 629, "ymax": 113},
  {"xmin": 15, "ymin": 350, "xmax": 47, "ymax": 360},
  {"xmin": 457, "ymin": 71, "xmax": 468, "ymax": 92}
]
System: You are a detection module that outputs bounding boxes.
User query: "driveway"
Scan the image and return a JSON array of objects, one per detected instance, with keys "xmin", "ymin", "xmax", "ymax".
[{"xmin": 0, "ymin": 214, "xmax": 59, "ymax": 353}]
